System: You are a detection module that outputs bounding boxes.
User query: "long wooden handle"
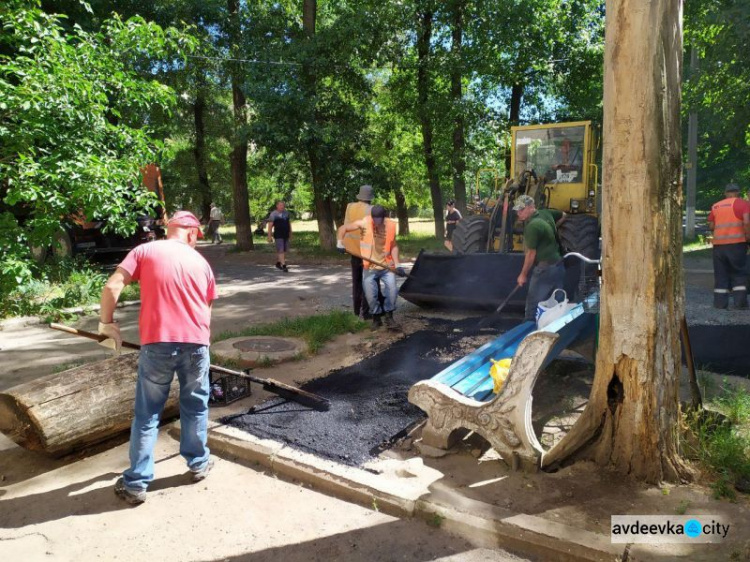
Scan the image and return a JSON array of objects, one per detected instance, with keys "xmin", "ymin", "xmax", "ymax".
[
  {"xmin": 49, "ymin": 323, "xmax": 331, "ymax": 411},
  {"xmin": 344, "ymin": 250, "xmax": 413, "ymax": 279}
]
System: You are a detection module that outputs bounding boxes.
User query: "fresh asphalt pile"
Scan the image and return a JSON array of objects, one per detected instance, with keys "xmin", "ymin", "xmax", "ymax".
[{"xmin": 221, "ymin": 317, "xmax": 517, "ymax": 466}]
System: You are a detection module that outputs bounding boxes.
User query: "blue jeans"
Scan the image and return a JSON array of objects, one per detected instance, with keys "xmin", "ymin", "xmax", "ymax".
[
  {"xmin": 525, "ymin": 262, "xmax": 565, "ymax": 321},
  {"xmin": 363, "ymin": 269, "xmax": 397, "ymax": 315},
  {"xmin": 123, "ymin": 343, "xmax": 211, "ymax": 492}
]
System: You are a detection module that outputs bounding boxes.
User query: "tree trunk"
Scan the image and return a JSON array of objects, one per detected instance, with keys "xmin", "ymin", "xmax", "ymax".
[
  {"xmin": 450, "ymin": 0, "xmax": 467, "ymax": 214},
  {"xmin": 394, "ymin": 184, "xmax": 410, "ymax": 236},
  {"xmin": 0, "ymin": 354, "xmax": 179, "ymax": 457},
  {"xmin": 542, "ymin": 0, "xmax": 690, "ymax": 483},
  {"xmin": 505, "ymin": 82, "xmax": 524, "ymax": 176},
  {"xmin": 227, "ymin": 0, "xmax": 253, "ymax": 251},
  {"xmin": 303, "ymin": 0, "xmax": 336, "ymax": 249},
  {"xmin": 416, "ymin": 5, "xmax": 444, "ymax": 240},
  {"xmin": 192, "ymin": 89, "xmax": 212, "ymax": 221}
]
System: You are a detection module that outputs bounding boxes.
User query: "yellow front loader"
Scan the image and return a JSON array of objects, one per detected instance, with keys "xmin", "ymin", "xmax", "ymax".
[{"xmin": 400, "ymin": 121, "xmax": 601, "ymax": 310}]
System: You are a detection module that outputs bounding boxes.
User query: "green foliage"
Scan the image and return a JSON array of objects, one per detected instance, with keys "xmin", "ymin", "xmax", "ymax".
[
  {"xmin": 216, "ymin": 310, "xmax": 367, "ymax": 354},
  {"xmin": 0, "ymin": 0, "xmax": 194, "ymax": 295},
  {"xmin": 683, "ymin": 384, "xmax": 750, "ymax": 500},
  {"xmin": 685, "ymin": 0, "xmax": 750, "ymax": 207},
  {"xmin": 0, "ymin": 257, "xmax": 139, "ymax": 319}
]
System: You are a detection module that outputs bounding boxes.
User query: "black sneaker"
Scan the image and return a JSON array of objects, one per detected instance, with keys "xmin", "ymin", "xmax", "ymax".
[
  {"xmin": 275, "ymin": 262, "xmax": 283, "ymax": 270},
  {"xmin": 371, "ymin": 314, "xmax": 383, "ymax": 331},
  {"xmin": 191, "ymin": 459, "xmax": 214, "ymax": 483},
  {"xmin": 114, "ymin": 477, "xmax": 146, "ymax": 505},
  {"xmin": 281, "ymin": 264, "xmax": 289, "ymax": 272}
]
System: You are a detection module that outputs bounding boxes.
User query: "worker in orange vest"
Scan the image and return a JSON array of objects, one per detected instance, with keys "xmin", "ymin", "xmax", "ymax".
[
  {"xmin": 337, "ymin": 205, "xmax": 406, "ymax": 330},
  {"xmin": 708, "ymin": 183, "xmax": 750, "ymax": 309}
]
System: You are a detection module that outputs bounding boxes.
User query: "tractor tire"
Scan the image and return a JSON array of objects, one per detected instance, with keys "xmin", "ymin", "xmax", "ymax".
[
  {"xmin": 51, "ymin": 229, "xmax": 75, "ymax": 261},
  {"xmin": 452, "ymin": 215, "xmax": 490, "ymax": 254},
  {"xmin": 558, "ymin": 214, "xmax": 600, "ymax": 259}
]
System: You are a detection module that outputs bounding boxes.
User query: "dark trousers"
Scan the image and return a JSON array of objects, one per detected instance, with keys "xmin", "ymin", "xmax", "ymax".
[
  {"xmin": 713, "ymin": 243, "xmax": 748, "ymax": 292},
  {"xmin": 525, "ymin": 262, "xmax": 566, "ymax": 321},
  {"xmin": 351, "ymin": 256, "xmax": 369, "ymax": 317}
]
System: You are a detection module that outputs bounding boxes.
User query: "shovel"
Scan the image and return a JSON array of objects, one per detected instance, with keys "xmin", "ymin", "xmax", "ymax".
[
  {"xmin": 49, "ymin": 323, "xmax": 331, "ymax": 411},
  {"xmin": 477, "ymin": 284, "xmax": 523, "ymax": 328},
  {"xmin": 344, "ymin": 249, "xmax": 413, "ymax": 279}
]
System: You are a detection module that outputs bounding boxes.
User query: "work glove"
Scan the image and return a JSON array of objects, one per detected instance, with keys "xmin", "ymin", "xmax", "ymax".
[
  {"xmin": 98, "ymin": 321, "xmax": 122, "ymax": 356},
  {"xmin": 336, "ymin": 239, "xmax": 347, "ymax": 254},
  {"xmin": 394, "ymin": 266, "xmax": 407, "ymax": 278}
]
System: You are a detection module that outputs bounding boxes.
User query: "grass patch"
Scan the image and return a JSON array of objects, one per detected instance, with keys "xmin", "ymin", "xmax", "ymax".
[
  {"xmin": 684, "ymin": 383, "xmax": 750, "ymax": 500},
  {"xmin": 215, "ymin": 310, "xmax": 367, "ymax": 354}
]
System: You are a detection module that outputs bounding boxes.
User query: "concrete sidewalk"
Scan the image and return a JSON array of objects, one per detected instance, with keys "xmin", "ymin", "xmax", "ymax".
[{"xmin": 0, "ymin": 432, "xmax": 527, "ymax": 562}]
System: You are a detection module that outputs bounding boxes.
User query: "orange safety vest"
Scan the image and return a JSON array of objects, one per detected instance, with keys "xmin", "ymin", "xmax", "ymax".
[
  {"xmin": 712, "ymin": 198, "xmax": 746, "ymax": 246},
  {"xmin": 360, "ymin": 216, "xmax": 397, "ymax": 270}
]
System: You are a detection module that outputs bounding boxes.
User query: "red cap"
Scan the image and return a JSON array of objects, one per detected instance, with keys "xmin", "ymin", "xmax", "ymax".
[{"xmin": 168, "ymin": 211, "xmax": 204, "ymax": 238}]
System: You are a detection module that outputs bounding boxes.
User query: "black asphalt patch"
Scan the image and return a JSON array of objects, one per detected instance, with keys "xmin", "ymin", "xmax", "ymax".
[
  {"xmin": 688, "ymin": 323, "xmax": 750, "ymax": 375},
  {"xmin": 221, "ymin": 317, "xmax": 517, "ymax": 466}
]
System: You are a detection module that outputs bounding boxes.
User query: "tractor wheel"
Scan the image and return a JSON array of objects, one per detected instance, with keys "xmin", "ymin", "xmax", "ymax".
[
  {"xmin": 452, "ymin": 215, "xmax": 490, "ymax": 254},
  {"xmin": 558, "ymin": 214, "xmax": 600, "ymax": 259},
  {"xmin": 50, "ymin": 229, "xmax": 75, "ymax": 261}
]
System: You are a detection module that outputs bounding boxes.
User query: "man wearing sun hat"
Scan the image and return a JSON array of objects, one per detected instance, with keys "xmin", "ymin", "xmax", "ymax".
[
  {"xmin": 513, "ymin": 195, "xmax": 567, "ymax": 322},
  {"xmin": 98, "ymin": 210, "xmax": 218, "ymax": 504}
]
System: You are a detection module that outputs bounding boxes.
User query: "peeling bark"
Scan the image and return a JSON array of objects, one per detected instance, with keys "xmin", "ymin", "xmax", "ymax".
[{"xmin": 542, "ymin": 0, "xmax": 691, "ymax": 483}]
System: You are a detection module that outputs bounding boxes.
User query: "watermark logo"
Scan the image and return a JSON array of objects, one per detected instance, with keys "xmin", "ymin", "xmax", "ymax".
[{"xmin": 611, "ymin": 515, "xmax": 730, "ymax": 544}]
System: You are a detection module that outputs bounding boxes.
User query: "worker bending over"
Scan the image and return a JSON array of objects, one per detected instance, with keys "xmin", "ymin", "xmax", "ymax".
[
  {"xmin": 337, "ymin": 205, "xmax": 406, "ymax": 330},
  {"xmin": 98, "ymin": 211, "xmax": 217, "ymax": 505},
  {"xmin": 708, "ymin": 183, "xmax": 750, "ymax": 309},
  {"xmin": 513, "ymin": 195, "xmax": 567, "ymax": 322}
]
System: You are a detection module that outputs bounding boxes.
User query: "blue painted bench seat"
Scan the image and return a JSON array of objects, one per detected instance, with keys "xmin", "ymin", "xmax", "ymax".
[{"xmin": 430, "ymin": 302, "xmax": 596, "ymax": 404}]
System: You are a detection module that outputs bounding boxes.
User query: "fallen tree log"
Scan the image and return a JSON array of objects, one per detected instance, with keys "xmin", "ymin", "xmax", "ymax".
[{"xmin": 0, "ymin": 353, "xmax": 179, "ymax": 457}]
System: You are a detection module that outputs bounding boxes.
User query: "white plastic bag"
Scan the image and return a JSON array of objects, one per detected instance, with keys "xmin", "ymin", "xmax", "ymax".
[{"xmin": 536, "ymin": 289, "xmax": 570, "ymax": 329}]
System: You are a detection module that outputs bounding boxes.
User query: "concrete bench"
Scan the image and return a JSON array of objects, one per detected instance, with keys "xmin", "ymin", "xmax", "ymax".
[{"xmin": 408, "ymin": 303, "xmax": 596, "ymax": 471}]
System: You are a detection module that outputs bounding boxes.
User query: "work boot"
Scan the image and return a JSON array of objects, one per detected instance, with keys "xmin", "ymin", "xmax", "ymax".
[
  {"xmin": 713, "ymin": 292, "xmax": 729, "ymax": 309},
  {"xmin": 384, "ymin": 311, "xmax": 400, "ymax": 331},
  {"xmin": 114, "ymin": 478, "xmax": 146, "ymax": 505},
  {"xmin": 371, "ymin": 314, "xmax": 383, "ymax": 331},
  {"xmin": 281, "ymin": 264, "xmax": 289, "ymax": 272},
  {"xmin": 733, "ymin": 289, "xmax": 748, "ymax": 310},
  {"xmin": 191, "ymin": 458, "xmax": 214, "ymax": 483}
]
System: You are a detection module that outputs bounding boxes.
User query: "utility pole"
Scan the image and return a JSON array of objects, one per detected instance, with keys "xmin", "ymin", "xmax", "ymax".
[{"xmin": 685, "ymin": 47, "xmax": 698, "ymax": 240}]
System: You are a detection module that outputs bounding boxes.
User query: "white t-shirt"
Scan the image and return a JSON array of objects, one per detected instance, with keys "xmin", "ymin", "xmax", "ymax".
[{"xmin": 209, "ymin": 207, "xmax": 223, "ymax": 221}]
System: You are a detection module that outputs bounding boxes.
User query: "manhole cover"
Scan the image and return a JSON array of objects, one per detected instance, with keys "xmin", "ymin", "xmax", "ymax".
[{"xmin": 233, "ymin": 338, "xmax": 297, "ymax": 353}]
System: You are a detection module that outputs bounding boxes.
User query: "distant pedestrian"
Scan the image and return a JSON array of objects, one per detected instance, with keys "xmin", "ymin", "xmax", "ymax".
[
  {"xmin": 337, "ymin": 205, "xmax": 406, "ymax": 330},
  {"xmin": 98, "ymin": 211, "xmax": 217, "ymax": 505},
  {"xmin": 338, "ymin": 185, "xmax": 373, "ymax": 319},
  {"xmin": 268, "ymin": 200, "xmax": 292, "ymax": 272},
  {"xmin": 444, "ymin": 199, "xmax": 462, "ymax": 252},
  {"xmin": 708, "ymin": 183, "xmax": 750, "ymax": 309},
  {"xmin": 207, "ymin": 203, "xmax": 223, "ymax": 244}
]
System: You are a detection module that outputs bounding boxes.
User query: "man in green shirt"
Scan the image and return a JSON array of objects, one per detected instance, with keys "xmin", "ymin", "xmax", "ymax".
[{"xmin": 513, "ymin": 195, "xmax": 567, "ymax": 322}]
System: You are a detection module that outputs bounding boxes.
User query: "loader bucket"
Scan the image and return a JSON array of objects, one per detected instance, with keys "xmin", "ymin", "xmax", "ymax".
[{"xmin": 399, "ymin": 250, "xmax": 529, "ymax": 310}]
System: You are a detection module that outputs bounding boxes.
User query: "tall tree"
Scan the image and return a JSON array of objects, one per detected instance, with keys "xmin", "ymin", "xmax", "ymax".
[
  {"xmin": 415, "ymin": 1, "xmax": 444, "ymax": 239},
  {"xmin": 543, "ymin": 0, "xmax": 690, "ymax": 482},
  {"xmin": 192, "ymin": 72, "xmax": 212, "ymax": 221},
  {"xmin": 227, "ymin": 0, "xmax": 253, "ymax": 250},
  {"xmin": 302, "ymin": 0, "xmax": 336, "ymax": 250},
  {"xmin": 449, "ymin": 0, "xmax": 467, "ymax": 212}
]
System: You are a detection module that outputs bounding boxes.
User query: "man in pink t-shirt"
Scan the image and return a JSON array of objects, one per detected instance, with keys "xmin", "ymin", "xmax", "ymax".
[{"xmin": 98, "ymin": 211, "xmax": 217, "ymax": 505}]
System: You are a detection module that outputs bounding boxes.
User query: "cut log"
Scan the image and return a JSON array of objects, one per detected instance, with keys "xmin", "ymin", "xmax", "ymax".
[{"xmin": 0, "ymin": 353, "xmax": 179, "ymax": 457}]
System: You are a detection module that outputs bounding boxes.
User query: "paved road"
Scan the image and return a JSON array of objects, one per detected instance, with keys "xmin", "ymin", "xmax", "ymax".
[
  {"xmin": 0, "ymin": 431, "xmax": 529, "ymax": 562},
  {"xmin": 0, "ymin": 245, "xmax": 354, "ymax": 390}
]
